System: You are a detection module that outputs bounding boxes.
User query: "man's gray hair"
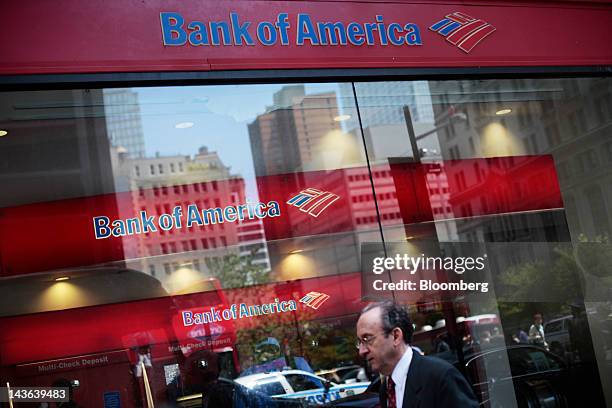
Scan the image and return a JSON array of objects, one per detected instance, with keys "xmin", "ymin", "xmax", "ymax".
[{"xmin": 360, "ymin": 301, "xmax": 414, "ymax": 344}]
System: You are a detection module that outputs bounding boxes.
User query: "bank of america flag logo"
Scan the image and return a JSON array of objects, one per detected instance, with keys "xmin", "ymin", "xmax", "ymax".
[
  {"xmin": 300, "ymin": 292, "xmax": 330, "ymax": 309},
  {"xmin": 287, "ymin": 188, "xmax": 340, "ymax": 218},
  {"xmin": 429, "ymin": 12, "xmax": 496, "ymax": 54}
]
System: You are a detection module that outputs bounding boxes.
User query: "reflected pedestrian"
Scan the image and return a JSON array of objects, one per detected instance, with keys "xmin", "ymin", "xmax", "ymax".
[
  {"xmin": 518, "ymin": 329, "xmax": 529, "ymax": 344},
  {"xmin": 528, "ymin": 313, "xmax": 548, "ymax": 349},
  {"xmin": 191, "ymin": 351, "xmax": 233, "ymax": 408},
  {"xmin": 433, "ymin": 334, "xmax": 450, "ymax": 353}
]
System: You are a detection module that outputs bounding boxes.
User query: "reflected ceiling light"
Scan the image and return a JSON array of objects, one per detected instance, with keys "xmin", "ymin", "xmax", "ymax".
[
  {"xmin": 481, "ymin": 122, "xmax": 524, "ymax": 157},
  {"xmin": 40, "ymin": 280, "xmax": 88, "ymax": 311},
  {"xmin": 333, "ymin": 114, "xmax": 351, "ymax": 122},
  {"xmin": 289, "ymin": 249, "xmax": 304, "ymax": 254},
  {"xmin": 55, "ymin": 276, "xmax": 70, "ymax": 282},
  {"xmin": 175, "ymin": 122, "xmax": 194, "ymax": 129},
  {"xmin": 0, "ymin": 130, "xmax": 7, "ymax": 137},
  {"xmin": 279, "ymin": 252, "xmax": 316, "ymax": 280},
  {"xmin": 167, "ymin": 266, "xmax": 202, "ymax": 294},
  {"xmin": 495, "ymin": 108, "xmax": 512, "ymax": 115},
  {"xmin": 405, "ymin": 236, "xmax": 415, "ymax": 240}
]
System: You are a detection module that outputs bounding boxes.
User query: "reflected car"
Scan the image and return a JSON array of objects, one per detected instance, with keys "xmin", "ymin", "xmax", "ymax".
[
  {"xmin": 465, "ymin": 345, "xmax": 569, "ymax": 407},
  {"xmin": 322, "ymin": 378, "xmax": 380, "ymax": 408},
  {"xmin": 316, "ymin": 365, "xmax": 361, "ymax": 384},
  {"xmin": 466, "ymin": 344, "xmax": 605, "ymax": 407},
  {"xmin": 339, "ymin": 367, "xmax": 369, "ymax": 384},
  {"xmin": 235, "ymin": 369, "xmax": 370, "ymax": 405},
  {"xmin": 544, "ymin": 315, "xmax": 573, "ymax": 356},
  {"xmin": 323, "ymin": 345, "xmax": 599, "ymax": 407},
  {"xmin": 177, "ymin": 378, "xmax": 310, "ymax": 408}
]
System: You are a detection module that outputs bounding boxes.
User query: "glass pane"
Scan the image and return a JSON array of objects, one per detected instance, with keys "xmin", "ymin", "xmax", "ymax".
[
  {"xmin": 0, "ymin": 83, "xmax": 378, "ymax": 407},
  {"xmin": 507, "ymin": 348, "xmax": 561, "ymax": 375},
  {"xmin": 253, "ymin": 381, "xmax": 286, "ymax": 395},
  {"xmin": 285, "ymin": 374, "xmax": 323, "ymax": 391},
  {"xmin": 355, "ymin": 77, "xmax": 611, "ymax": 407},
  {"xmin": 1, "ymin": 76, "xmax": 610, "ymax": 408}
]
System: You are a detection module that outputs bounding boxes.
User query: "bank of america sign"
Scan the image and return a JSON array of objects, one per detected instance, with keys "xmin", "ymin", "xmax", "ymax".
[
  {"xmin": 429, "ymin": 12, "xmax": 495, "ymax": 53},
  {"xmin": 300, "ymin": 292, "xmax": 331, "ymax": 309},
  {"xmin": 287, "ymin": 188, "xmax": 340, "ymax": 218}
]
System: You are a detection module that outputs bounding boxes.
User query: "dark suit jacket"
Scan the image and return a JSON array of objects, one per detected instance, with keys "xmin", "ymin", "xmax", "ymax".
[{"xmin": 379, "ymin": 352, "xmax": 479, "ymax": 408}]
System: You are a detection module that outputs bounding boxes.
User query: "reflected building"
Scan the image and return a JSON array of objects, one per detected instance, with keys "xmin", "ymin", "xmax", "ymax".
[
  {"xmin": 248, "ymin": 85, "xmax": 454, "ymax": 279},
  {"xmin": 431, "ymin": 78, "xmax": 612, "ymax": 244},
  {"xmin": 113, "ymin": 146, "xmax": 270, "ymax": 292},
  {"xmin": 339, "ymin": 82, "xmax": 457, "ymax": 242},
  {"xmin": 338, "ymin": 81, "xmax": 435, "ymax": 128},
  {"xmin": 248, "ymin": 86, "xmax": 359, "ymax": 278},
  {"xmin": 237, "ymin": 218, "xmax": 272, "ymax": 271},
  {"xmin": 103, "ymin": 89, "xmax": 146, "ymax": 159},
  {"xmin": 0, "ymin": 89, "xmax": 121, "ymax": 276},
  {"xmin": 249, "ymin": 85, "xmax": 351, "ymax": 175},
  {"xmin": 429, "ymin": 79, "xmax": 612, "ymax": 397},
  {"xmin": 339, "ymin": 81, "xmax": 441, "ymax": 160},
  {"xmin": 0, "ymin": 89, "xmax": 116, "ymax": 209}
]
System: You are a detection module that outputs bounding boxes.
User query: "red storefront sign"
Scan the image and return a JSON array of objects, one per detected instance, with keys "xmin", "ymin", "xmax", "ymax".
[{"xmin": 1, "ymin": 1, "xmax": 611, "ymax": 75}]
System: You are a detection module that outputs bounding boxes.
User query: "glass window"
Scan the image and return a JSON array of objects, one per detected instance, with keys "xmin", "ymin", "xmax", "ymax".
[
  {"xmin": 467, "ymin": 349, "xmax": 513, "ymax": 382},
  {"xmin": 285, "ymin": 374, "xmax": 324, "ymax": 392},
  {"xmin": 353, "ymin": 77, "xmax": 610, "ymax": 407},
  {"xmin": 507, "ymin": 348, "xmax": 561, "ymax": 375},
  {"xmin": 253, "ymin": 380, "xmax": 286, "ymax": 396},
  {"xmin": 0, "ymin": 76, "xmax": 610, "ymax": 408},
  {"xmin": 544, "ymin": 320, "xmax": 563, "ymax": 333}
]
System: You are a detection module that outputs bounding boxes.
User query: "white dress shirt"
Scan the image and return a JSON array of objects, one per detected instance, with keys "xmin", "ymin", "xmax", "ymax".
[{"xmin": 390, "ymin": 346, "xmax": 413, "ymax": 408}]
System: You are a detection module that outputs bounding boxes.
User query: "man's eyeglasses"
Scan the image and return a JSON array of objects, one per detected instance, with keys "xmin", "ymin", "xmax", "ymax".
[{"xmin": 355, "ymin": 334, "xmax": 377, "ymax": 349}]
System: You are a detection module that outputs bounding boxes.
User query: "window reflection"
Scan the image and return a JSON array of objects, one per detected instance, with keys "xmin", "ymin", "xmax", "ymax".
[{"xmin": 0, "ymin": 77, "xmax": 610, "ymax": 407}]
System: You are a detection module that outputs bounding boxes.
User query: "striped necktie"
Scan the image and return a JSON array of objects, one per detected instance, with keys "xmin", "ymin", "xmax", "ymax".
[{"xmin": 387, "ymin": 377, "xmax": 397, "ymax": 408}]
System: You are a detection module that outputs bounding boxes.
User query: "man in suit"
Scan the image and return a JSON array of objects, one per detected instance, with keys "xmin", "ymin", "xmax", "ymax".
[{"xmin": 356, "ymin": 301, "xmax": 479, "ymax": 408}]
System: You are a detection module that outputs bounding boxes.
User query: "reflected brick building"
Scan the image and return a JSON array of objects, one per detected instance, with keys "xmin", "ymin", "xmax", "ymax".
[{"xmin": 114, "ymin": 146, "xmax": 271, "ymax": 291}]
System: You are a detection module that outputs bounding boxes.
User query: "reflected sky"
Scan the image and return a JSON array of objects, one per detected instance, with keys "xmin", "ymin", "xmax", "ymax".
[{"xmin": 135, "ymin": 83, "xmax": 342, "ymax": 199}]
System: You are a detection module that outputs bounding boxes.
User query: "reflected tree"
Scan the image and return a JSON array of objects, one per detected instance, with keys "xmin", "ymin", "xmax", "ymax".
[
  {"xmin": 496, "ymin": 237, "xmax": 612, "ymax": 329},
  {"xmin": 205, "ymin": 247, "xmax": 270, "ymax": 289}
]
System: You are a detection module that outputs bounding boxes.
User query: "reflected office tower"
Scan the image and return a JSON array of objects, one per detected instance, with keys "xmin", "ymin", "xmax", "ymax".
[
  {"xmin": 248, "ymin": 85, "xmax": 447, "ymax": 276},
  {"xmin": 248, "ymin": 85, "xmax": 304, "ymax": 177},
  {"xmin": 429, "ymin": 79, "xmax": 563, "ymax": 245},
  {"xmin": 248, "ymin": 84, "xmax": 452, "ymax": 245},
  {"xmin": 338, "ymin": 82, "xmax": 440, "ymax": 159},
  {"xmin": 248, "ymin": 86, "xmax": 363, "ymax": 277},
  {"xmin": 103, "ymin": 89, "xmax": 146, "ymax": 159},
  {"xmin": 338, "ymin": 82, "xmax": 456, "ymax": 241},
  {"xmin": 247, "ymin": 85, "xmax": 354, "ymax": 197},
  {"xmin": 115, "ymin": 146, "xmax": 271, "ymax": 292},
  {"xmin": 249, "ymin": 85, "xmax": 351, "ymax": 176},
  {"xmin": 338, "ymin": 81, "xmax": 434, "ymax": 129}
]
